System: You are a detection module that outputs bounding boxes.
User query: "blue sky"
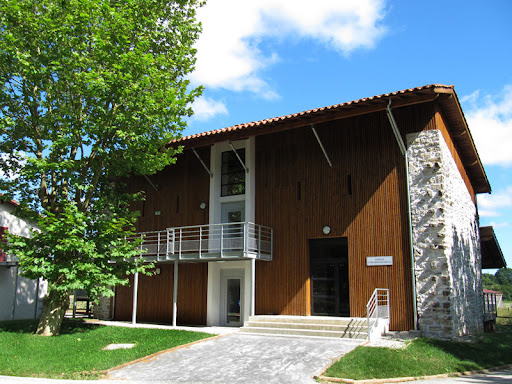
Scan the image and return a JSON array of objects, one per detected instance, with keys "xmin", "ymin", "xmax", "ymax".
[{"xmin": 184, "ymin": 0, "xmax": 512, "ymax": 270}]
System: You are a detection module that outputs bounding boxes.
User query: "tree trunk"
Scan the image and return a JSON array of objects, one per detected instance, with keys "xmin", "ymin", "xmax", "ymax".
[{"xmin": 36, "ymin": 288, "xmax": 70, "ymax": 336}]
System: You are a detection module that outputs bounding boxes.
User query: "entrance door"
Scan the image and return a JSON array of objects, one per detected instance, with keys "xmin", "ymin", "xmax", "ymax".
[
  {"xmin": 310, "ymin": 238, "xmax": 350, "ymax": 316},
  {"xmin": 226, "ymin": 278, "xmax": 241, "ymax": 325},
  {"xmin": 220, "ymin": 269, "xmax": 244, "ymax": 326}
]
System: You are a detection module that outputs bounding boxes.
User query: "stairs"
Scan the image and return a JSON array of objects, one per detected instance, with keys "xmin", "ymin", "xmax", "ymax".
[{"xmin": 240, "ymin": 315, "xmax": 370, "ymax": 340}]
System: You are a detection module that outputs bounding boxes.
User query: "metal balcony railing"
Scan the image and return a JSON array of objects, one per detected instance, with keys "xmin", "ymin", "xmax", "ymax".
[{"xmin": 129, "ymin": 222, "xmax": 273, "ymax": 262}]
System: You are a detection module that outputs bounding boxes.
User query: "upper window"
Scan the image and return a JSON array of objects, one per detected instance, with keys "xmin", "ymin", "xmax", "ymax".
[{"xmin": 221, "ymin": 149, "xmax": 245, "ymax": 196}]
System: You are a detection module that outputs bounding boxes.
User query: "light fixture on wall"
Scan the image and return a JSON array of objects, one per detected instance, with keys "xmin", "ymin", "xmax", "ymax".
[
  {"xmin": 200, "ymin": 202, "xmax": 207, "ymax": 210},
  {"xmin": 322, "ymin": 225, "xmax": 331, "ymax": 235},
  {"xmin": 155, "ymin": 268, "xmax": 161, "ymax": 275}
]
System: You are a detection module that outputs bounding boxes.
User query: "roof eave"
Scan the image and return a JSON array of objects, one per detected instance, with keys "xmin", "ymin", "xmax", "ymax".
[{"xmin": 174, "ymin": 84, "xmax": 491, "ymax": 194}]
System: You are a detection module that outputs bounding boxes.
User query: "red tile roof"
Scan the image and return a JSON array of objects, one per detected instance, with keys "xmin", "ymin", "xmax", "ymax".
[
  {"xmin": 483, "ymin": 289, "xmax": 503, "ymax": 294},
  {"xmin": 171, "ymin": 83, "xmax": 491, "ymax": 194},
  {"xmin": 176, "ymin": 84, "xmax": 454, "ymax": 143},
  {"xmin": 0, "ymin": 193, "xmax": 18, "ymax": 207}
]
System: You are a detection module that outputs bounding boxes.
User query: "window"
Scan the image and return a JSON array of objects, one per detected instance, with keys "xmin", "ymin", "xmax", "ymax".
[{"xmin": 221, "ymin": 149, "xmax": 245, "ymax": 196}]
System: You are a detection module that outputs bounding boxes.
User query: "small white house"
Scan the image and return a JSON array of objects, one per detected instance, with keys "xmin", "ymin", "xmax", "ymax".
[
  {"xmin": 483, "ymin": 289, "xmax": 504, "ymax": 309},
  {"xmin": 0, "ymin": 197, "xmax": 47, "ymax": 321}
]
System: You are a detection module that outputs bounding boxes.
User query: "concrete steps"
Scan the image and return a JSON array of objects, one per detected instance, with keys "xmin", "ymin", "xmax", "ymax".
[{"xmin": 240, "ymin": 315, "xmax": 370, "ymax": 340}]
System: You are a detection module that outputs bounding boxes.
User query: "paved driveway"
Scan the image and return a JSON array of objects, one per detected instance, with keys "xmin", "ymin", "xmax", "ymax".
[
  {"xmin": 107, "ymin": 333, "xmax": 363, "ymax": 383},
  {"xmin": 401, "ymin": 369, "xmax": 512, "ymax": 384}
]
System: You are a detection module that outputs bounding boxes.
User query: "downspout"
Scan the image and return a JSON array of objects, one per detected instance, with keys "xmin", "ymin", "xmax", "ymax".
[{"xmin": 386, "ymin": 99, "xmax": 418, "ymax": 330}]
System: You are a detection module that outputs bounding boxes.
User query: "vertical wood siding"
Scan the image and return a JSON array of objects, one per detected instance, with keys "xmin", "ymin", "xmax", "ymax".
[
  {"xmin": 113, "ymin": 102, "xmax": 474, "ymax": 331},
  {"xmin": 254, "ymin": 111, "xmax": 414, "ymax": 331},
  {"xmin": 114, "ymin": 263, "xmax": 208, "ymax": 325},
  {"xmin": 114, "ymin": 148, "xmax": 210, "ymax": 324}
]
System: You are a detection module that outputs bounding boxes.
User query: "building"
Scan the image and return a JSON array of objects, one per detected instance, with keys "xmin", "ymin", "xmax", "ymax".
[
  {"xmin": 107, "ymin": 84, "xmax": 505, "ymax": 339},
  {"xmin": 483, "ymin": 289, "xmax": 504, "ymax": 309},
  {"xmin": 0, "ymin": 197, "xmax": 47, "ymax": 321}
]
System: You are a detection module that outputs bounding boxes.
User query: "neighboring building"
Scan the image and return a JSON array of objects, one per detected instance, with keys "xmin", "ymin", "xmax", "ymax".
[
  {"xmin": 106, "ymin": 84, "xmax": 505, "ymax": 339},
  {"xmin": 483, "ymin": 289, "xmax": 504, "ymax": 309},
  {"xmin": 0, "ymin": 197, "xmax": 47, "ymax": 321}
]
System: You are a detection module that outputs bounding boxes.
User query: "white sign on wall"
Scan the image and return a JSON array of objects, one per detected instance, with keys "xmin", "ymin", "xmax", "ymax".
[{"xmin": 366, "ymin": 256, "xmax": 393, "ymax": 266}]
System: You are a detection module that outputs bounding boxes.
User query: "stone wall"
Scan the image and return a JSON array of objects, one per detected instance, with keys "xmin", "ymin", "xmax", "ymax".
[{"xmin": 407, "ymin": 129, "xmax": 483, "ymax": 339}]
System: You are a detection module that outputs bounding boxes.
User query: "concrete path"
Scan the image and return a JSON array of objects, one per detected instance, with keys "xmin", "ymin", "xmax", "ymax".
[
  {"xmin": 400, "ymin": 369, "xmax": 512, "ymax": 384},
  {"xmin": 107, "ymin": 332, "xmax": 363, "ymax": 383},
  {"xmin": 1, "ymin": 369, "xmax": 511, "ymax": 384}
]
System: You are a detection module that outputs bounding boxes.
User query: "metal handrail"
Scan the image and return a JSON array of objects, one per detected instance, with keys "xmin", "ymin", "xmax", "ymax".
[
  {"xmin": 366, "ymin": 288, "xmax": 390, "ymax": 341},
  {"xmin": 127, "ymin": 222, "xmax": 273, "ymax": 262}
]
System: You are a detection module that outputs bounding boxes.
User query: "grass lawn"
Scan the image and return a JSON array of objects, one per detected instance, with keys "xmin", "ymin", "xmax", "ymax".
[
  {"xmin": 324, "ymin": 325, "xmax": 512, "ymax": 380},
  {"xmin": 0, "ymin": 319, "xmax": 214, "ymax": 379},
  {"xmin": 498, "ymin": 303, "xmax": 512, "ymax": 326}
]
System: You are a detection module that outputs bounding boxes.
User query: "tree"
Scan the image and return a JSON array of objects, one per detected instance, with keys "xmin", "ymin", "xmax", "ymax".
[
  {"xmin": 0, "ymin": 0, "xmax": 203, "ymax": 335},
  {"xmin": 496, "ymin": 268, "xmax": 512, "ymax": 286},
  {"xmin": 482, "ymin": 269, "xmax": 512, "ymax": 301}
]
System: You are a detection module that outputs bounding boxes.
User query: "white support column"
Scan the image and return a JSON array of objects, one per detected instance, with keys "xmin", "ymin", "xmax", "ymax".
[
  {"xmin": 250, "ymin": 259, "xmax": 255, "ymax": 317},
  {"xmin": 173, "ymin": 261, "xmax": 178, "ymax": 326},
  {"xmin": 132, "ymin": 271, "xmax": 139, "ymax": 324}
]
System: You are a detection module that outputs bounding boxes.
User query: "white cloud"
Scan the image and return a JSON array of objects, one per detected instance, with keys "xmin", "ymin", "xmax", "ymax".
[
  {"xmin": 479, "ymin": 210, "xmax": 502, "ymax": 218},
  {"xmin": 487, "ymin": 221, "xmax": 510, "ymax": 229},
  {"xmin": 191, "ymin": 0, "xmax": 388, "ymax": 98},
  {"xmin": 191, "ymin": 97, "xmax": 228, "ymax": 121},
  {"xmin": 462, "ymin": 85, "xmax": 512, "ymax": 166},
  {"xmin": 478, "ymin": 186, "xmax": 512, "ymax": 218}
]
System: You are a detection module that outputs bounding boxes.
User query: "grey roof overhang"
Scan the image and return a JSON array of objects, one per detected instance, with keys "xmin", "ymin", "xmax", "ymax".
[{"xmin": 480, "ymin": 226, "xmax": 506, "ymax": 269}]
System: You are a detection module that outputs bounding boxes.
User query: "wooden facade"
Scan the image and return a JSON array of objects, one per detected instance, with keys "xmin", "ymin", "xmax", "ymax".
[
  {"xmin": 254, "ymin": 111, "xmax": 413, "ymax": 330},
  {"xmin": 113, "ymin": 87, "xmax": 485, "ymax": 331},
  {"xmin": 114, "ymin": 148, "xmax": 210, "ymax": 324}
]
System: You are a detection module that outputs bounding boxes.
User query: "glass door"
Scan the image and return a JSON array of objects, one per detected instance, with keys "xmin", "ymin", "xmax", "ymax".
[
  {"xmin": 220, "ymin": 269, "xmax": 244, "ymax": 326},
  {"xmin": 310, "ymin": 238, "xmax": 350, "ymax": 316},
  {"xmin": 221, "ymin": 202, "xmax": 245, "ymax": 251},
  {"xmin": 226, "ymin": 278, "xmax": 241, "ymax": 325}
]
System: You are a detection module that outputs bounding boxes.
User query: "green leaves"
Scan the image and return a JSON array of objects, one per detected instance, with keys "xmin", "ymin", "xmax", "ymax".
[
  {"xmin": 8, "ymin": 201, "xmax": 149, "ymax": 300},
  {"xmin": 0, "ymin": 0, "xmax": 203, "ymax": 332}
]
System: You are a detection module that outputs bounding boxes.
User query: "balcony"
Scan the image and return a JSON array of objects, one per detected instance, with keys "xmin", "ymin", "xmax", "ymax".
[{"xmin": 130, "ymin": 222, "xmax": 273, "ymax": 262}]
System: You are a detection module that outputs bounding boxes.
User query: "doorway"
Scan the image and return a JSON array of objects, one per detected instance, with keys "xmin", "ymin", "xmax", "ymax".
[
  {"xmin": 220, "ymin": 269, "xmax": 244, "ymax": 326},
  {"xmin": 221, "ymin": 201, "xmax": 245, "ymax": 250},
  {"xmin": 310, "ymin": 238, "xmax": 350, "ymax": 316}
]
